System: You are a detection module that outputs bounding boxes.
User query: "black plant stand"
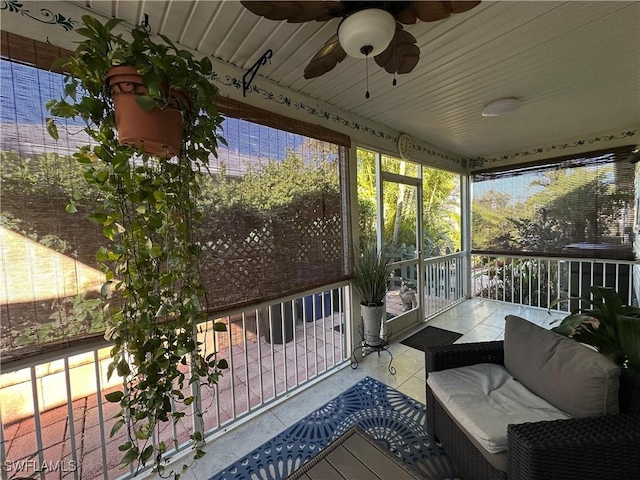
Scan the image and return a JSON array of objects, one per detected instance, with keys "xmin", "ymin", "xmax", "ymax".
[{"xmin": 350, "ymin": 323, "xmax": 396, "ymax": 375}]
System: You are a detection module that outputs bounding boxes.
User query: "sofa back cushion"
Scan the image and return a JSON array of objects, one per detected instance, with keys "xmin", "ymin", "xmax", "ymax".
[{"xmin": 504, "ymin": 315, "xmax": 620, "ymax": 417}]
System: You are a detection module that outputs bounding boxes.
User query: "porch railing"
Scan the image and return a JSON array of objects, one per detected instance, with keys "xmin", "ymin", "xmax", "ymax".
[
  {"xmin": 0, "ymin": 283, "xmax": 350, "ymax": 480},
  {"xmin": 387, "ymin": 252, "xmax": 465, "ymax": 320},
  {"xmin": 423, "ymin": 252, "xmax": 466, "ymax": 318},
  {"xmin": 471, "ymin": 253, "xmax": 636, "ymax": 311}
]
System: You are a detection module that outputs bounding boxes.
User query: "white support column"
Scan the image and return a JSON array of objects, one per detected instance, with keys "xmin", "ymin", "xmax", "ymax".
[{"xmin": 461, "ymin": 173, "xmax": 473, "ymax": 299}]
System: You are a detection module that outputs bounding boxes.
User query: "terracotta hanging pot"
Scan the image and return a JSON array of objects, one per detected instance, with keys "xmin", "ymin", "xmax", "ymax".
[{"xmin": 105, "ymin": 66, "xmax": 189, "ymax": 158}]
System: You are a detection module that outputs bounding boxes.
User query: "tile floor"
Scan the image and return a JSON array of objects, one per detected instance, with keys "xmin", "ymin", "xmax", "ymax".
[{"xmin": 146, "ymin": 298, "xmax": 566, "ymax": 480}]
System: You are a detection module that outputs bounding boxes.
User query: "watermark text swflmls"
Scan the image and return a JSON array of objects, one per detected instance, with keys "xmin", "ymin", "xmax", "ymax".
[{"xmin": 4, "ymin": 460, "xmax": 78, "ymax": 473}]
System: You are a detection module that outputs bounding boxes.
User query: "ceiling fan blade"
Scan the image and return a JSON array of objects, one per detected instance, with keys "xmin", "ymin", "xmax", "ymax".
[
  {"xmin": 394, "ymin": 1, "xmax": 481, "ymax": 24},
  {"xmin": 374, "ymin": 25, "xmax": 420, "ymax": 75},
  {"xmin": 240, "ymin": 1, "xmax": 344, "ymax": 23},
  {"xmin": 448, "ymin": 1, "xmax": 482, "ymax": 14},
  {"xmin": 304, "ymin": 35, "xmax": 347, "ymax": 79}
]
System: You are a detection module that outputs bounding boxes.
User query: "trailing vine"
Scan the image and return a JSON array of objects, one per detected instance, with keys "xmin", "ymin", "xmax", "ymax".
[{"xmin": 46, "ymin": 15, "xmax": 227, "ymax": 478}]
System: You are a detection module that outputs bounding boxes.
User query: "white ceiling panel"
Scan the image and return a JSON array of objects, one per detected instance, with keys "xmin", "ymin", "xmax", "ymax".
[{"xmin": 70, "ymin": 0, "xmax": 640, "ymax": 159}]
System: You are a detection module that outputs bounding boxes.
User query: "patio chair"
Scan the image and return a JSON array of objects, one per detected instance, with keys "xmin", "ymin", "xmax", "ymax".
[{"xmin": 424, "ymin": 320, "xmax": 640, "ymax": 480}]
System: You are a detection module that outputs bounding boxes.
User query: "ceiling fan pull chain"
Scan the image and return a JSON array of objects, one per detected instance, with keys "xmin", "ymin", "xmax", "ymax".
[
  {"xmin": 392, "ymin": 42, "xmax": 397, "ymax": 86},
  {"xmin": 365, "ymin": 56, "xmax": 370, "ymax": 99}
]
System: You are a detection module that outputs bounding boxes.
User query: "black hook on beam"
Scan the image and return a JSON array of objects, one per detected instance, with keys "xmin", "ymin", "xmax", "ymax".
[
  {"xmin": 243, "ymin": 49, "xmax": 273, "ymax": 97},
  {"xmin": 141, "ymin": 13, "xmax": 151, "ymax": 33}
]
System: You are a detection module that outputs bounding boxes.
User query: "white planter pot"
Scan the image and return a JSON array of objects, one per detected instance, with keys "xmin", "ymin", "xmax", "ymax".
[{"xmin": 361, "ymin": 304, "xmax": 385, "ymax": 346}]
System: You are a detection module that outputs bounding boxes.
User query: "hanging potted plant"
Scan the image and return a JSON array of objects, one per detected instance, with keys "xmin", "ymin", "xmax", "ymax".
[
  {"xmin": 47, "ymin": 15, "xmax": 227, "ymax": 477},
  {"xmin": 105, "ymin": 64, "xmax": 188, "ymax": 158},
  {"xmin": 49, "ymin": 15, "xmax": 222, "ymax": 158},
  {"xmin": 352, "ymin": 241, "xmax": 394, "ymax": 346}
]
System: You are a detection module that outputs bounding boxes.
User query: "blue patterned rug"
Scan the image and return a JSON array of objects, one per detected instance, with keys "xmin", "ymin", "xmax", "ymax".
[{"xmin": 211, "ymin": 376, "xmax": 457, "ymax": 480}]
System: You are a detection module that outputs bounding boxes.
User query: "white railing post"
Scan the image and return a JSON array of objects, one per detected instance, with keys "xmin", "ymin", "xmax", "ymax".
[
  {"xmin": 190, "ymin": 322, "xmax": 205, "ymax": 454},
  {"xmin": 29, "ymin": 366, "xmax": 45, "ymax": 480},
  {"xmin": 63, "ymin": 357, "xmax": 80, "ymax": 480},
  {"xmin": 93, "ymin": 350, "xmax": 109, "ymax": 480},
  {"xmin": 0, "ymin": 402, "xmax": 7, "ymax": 480}
]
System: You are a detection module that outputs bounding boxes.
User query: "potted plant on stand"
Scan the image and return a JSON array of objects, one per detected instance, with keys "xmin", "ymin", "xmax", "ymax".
[
  {"xmin": 352, "ymin": 241, "xmax": 394, "ymax": 346},
  {"xmin": 47, "ymin": 15, "xmax": 227, "ymax": 477}
]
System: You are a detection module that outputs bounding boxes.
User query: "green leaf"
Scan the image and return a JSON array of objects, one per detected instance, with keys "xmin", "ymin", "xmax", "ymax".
[
  {"xmin": 120, "ymin": 446, "xmax": 139, "ymax": 466},
  {"xmin": 213, "ymin": 321, "xmax": 227, "ymax": 332},
  {"xmin": 96, "ymin": 246, "xmax": 110, "ymax": 262},
  {"xmin": 117, "ymin": 360, "xmax": 131, "ymax": 377},
  {"xmin": 200, "ymin": 57, "xmax": 212, "ymax": 75},
  {"xmin": 217, "ymin": 359, "xmax": 228, "ymax": 369},
  {"xmin": 141, "ymin": 445, "xmax": 154, "ymax": 464},
  {"xmin": 104, "ymin": 17, "xmax": 123, "ymax": 32},
  {"xmin": 110, "ymin": 418, "xmax": 124, "ymax": 437},
  {"xmin": 46, "ymin": 118, "xmax": 59, "ymax": 140},
  {"xmin": 48, "ymin": 100, "xmax": 76, "ymax": 118},
  {"xmin": 551, "ymin": 314, "xmax": 593, "ymax": 336},
  {"xmin": 158, "ymin": 33, "xmax": 178, "ymax": 50},
  {"xmin": 105, "ymin": 390, "xmax": 124, "ymax": 403},
  {"xmin": 96, "ymin": 170, "xmax": 109, "ymax": 183},
  {"xmin": 153, "ymin": 190, "xmax": 166, "ymax": 202},
  {"xmin": 106, "ymin": 362, "xmax": 117, "ymax": 380},
  {"xmin": 88, "ymin": 213, "xmax": 108, "ymax": 224},
  {"xmin": 135, "ymin": 95, "xmax": 156, "ymax": 111},
  {"xmin": 101, "ymin": 281, "xmax": 112, "ymax": 297},
  {"xmin": 118, "ymin": 441, "xmax": 132, "ymax": 452},
  {"xmin": 63, "ymin": 81, "xmax": 78, "ymax": 102},
  {"xmin": 103, "ymin": 224, "xmax": 118, "ymax": 241},
  {"xmin": 66, "ymin": 202, "xmax": 78, "ymax": 214}
]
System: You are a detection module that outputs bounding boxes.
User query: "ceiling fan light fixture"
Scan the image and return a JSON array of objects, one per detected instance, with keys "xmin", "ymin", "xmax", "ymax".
[
  {"xmin": 338, "ymin": 8, "xmax": 396, "ymax": 58},
  {"xmin": 482, "ymin": 98, "xmax": 521, "ymax": 117}
]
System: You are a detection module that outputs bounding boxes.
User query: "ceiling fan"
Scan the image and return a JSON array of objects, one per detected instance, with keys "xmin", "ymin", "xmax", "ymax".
[{"xmin": 240, "ymin": 1, "xmax": 481, "ymax": 80}]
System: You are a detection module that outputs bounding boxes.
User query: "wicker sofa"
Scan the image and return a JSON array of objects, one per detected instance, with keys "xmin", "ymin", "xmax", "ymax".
[{"xmin": 424, "ymin": 316, "xmax": 640, "ymax": 480}]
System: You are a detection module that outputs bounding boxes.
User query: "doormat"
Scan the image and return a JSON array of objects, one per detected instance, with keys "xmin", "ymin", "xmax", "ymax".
[
  {"xmin": 210, "ymin": 376, "xmax": 456, "ymax": 480},
  {"xmin": 400, "ymin": 326, "xmax": 462, "ymax": 351}
]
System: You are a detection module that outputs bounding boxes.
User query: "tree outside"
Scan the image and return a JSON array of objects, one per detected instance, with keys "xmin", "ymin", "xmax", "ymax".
[{"xmin": 356, "ymin": 148, "xmax": 461, "ymax": 257}]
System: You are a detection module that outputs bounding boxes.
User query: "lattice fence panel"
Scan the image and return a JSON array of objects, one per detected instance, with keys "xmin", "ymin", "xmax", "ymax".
[{"xmin": 199, "ymin": 191, "xmax": 346, "ymax": 313}]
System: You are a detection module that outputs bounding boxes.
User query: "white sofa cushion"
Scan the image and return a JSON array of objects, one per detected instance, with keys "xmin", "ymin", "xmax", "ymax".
[{"xmin": 427, "ymin": 363, "xmax": 571, "ymax": 454}]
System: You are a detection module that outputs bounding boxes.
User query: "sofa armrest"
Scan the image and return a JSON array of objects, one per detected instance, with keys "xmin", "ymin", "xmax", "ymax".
[
  {"xmin": 620, "ymin": 367, "xmax": 640, "ymax": 416},
  {"xmin": 425, "ymin": 340, "xmax": 505, "ymax": 374},
  {"xmin": 507, "ymin": 415, "xmax": 640, "ymax": 480},
  {"xmin": 424, "ymin": 341, "xmax": 505, "ymax": 442}
]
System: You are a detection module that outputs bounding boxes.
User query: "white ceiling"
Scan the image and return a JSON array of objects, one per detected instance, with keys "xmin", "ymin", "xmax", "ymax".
[{"xmin": 72, "ymin": 0, "xmax": 640, "ymax": 159}]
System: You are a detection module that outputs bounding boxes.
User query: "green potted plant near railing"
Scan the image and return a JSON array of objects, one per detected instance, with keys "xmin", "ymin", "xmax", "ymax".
[
  {"xmin": 551, "ymin": 286, "xmax": 640, "ymax": 369},
  {"xmin": 47, "ymin": 15, "xmax": 227, "ymax": 477},
  {"xmin": 352, "ymin": 241, "xmax": 394, "ymax": 346}
]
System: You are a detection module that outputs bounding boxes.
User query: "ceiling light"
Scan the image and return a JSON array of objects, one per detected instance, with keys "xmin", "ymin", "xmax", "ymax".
[
  {"xmin": 482, "ymin": 98, "xmax": 521, "ymax": 117},
  {"xmin": 338, "ymin": 9, "xmax": 396, "ymax": 58}
]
